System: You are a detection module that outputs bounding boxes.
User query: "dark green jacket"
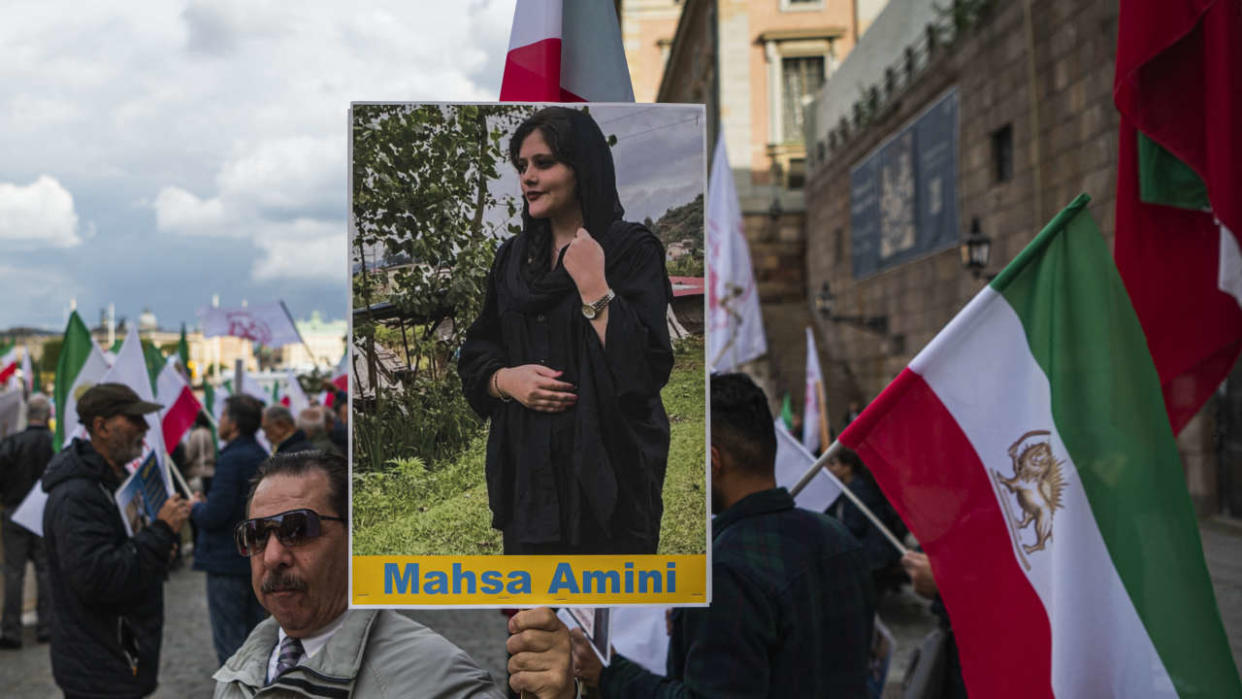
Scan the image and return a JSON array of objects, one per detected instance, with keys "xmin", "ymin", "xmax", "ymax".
[{"xmin": 601, "ymin": 488, "xmax": 875, "ymax": 698}]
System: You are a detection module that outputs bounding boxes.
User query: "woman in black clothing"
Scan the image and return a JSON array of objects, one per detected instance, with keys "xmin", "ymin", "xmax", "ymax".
[{"xmin": 458, "ymin": 107, "xmax": 674, "ymax": 555}]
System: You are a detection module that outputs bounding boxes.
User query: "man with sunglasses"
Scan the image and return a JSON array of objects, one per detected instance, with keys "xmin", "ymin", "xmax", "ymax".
[
  {"xmin": 42, "ymin": 383, "xmax": 193, "ymax": 699},
  {"xmin": 214, "ymin": 451, "xmax": 575, "ymax": 698}
]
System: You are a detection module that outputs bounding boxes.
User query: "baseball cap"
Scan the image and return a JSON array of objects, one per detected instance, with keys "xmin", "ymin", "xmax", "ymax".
[{"xmin": 76, "ymin": 383, "xmax": 163, "ymax": 424}]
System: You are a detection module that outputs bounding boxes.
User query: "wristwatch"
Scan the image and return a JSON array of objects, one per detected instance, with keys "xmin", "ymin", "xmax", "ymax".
[{"xmin": 581, "ymin": 289, "xmax": 615, "ymax": 319}]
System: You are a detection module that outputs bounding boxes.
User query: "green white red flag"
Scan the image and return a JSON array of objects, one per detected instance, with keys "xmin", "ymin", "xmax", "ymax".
[
  {"xmin": 0, "ymin": 343, "xmax": 18, "ymax": 385},
  {"xmin": 53, "ymin": 311, "xmax": 111, "ymax": 449},
  {"xmin": 1113, "ymin": 0, "xmax": 1242, "ymax": 433},
  {"xmin": 499, "ymin": 0, "xmax": 634, "ymax": 102},
  {"xmin": 841, "ymin": 195, "xmax": 1240, "ymax": 697}
]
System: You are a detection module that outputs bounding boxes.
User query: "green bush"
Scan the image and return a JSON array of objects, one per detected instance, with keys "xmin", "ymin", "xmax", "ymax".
[{"xmin": 352, "ymin": 367, "xmax": 483, "ymax": 472}]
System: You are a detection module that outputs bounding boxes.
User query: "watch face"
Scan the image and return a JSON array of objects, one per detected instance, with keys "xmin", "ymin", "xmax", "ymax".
[{"xmin": 582, "ymin": 304, "xmax": 596, "ymax": 319}]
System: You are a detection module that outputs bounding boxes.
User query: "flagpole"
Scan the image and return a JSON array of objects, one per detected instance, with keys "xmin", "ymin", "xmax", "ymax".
[{"xmin": 789, "ymin": 439, "xmax": 909, "ymax": 556}]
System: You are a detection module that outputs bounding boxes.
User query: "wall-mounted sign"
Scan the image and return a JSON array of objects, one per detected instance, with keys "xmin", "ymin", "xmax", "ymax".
[{"xmin": 850, "ymin": 88, "xmax": 959, "ymax": 278}]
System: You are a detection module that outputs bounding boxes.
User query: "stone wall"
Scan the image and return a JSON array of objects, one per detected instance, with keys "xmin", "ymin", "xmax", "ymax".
[{"xmin": 804, "ymin": 0, "xmax": 1120, "ymax": 409}]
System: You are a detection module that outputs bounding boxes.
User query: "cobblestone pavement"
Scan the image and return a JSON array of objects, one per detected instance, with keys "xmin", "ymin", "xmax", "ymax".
[{"xmin": 1, "ymin": 520, "xmax": 1239, "ymax": 697}]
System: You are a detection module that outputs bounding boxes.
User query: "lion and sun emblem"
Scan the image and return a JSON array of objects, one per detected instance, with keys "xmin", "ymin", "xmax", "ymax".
[{"xmin": 991, "ymin": 430, "xmax": 1066, "ymax": 570}]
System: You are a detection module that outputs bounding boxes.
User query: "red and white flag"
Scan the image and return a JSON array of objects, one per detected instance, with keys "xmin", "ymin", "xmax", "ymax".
[
  {"xmin": 0, "ymin": 344, "xmax": 18, "ymax": 385},
  {"xmin": 499, "ymin": 0, "xmax": 634, "ymax": 102},
  {"xmin": 1113, "ymin": 0, "xmax": 1242, "ymax": 433},
  {"xmin": 321, "ymin": 352, "xmax": 349, "ymax": 407},
  {"xmin": 156, "ymin": 356, "xmax": 202, "ymax": 449},
  {"xmin": 198, "ymin": 301, "xmax": 304, "ymax": 348}
]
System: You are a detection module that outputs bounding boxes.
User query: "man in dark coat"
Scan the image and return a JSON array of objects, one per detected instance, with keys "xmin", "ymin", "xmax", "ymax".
[
  {"xmin": 0, "ymin": 394, "xmax": 54, "ymax": 648},
  {"xmin": 571, "ymin": 374, "xmax": 874, "ymax": 697},
  {"xmin": 260, "ymin": 405, "xmax": 312, "ymax": 454},
  {"xmin": 191, "ymin": 394, "xmax": 269, "ymax": 665},
  {"xmin": 42, "ymin": 383, "xmax": 192, "ymax": 698}
]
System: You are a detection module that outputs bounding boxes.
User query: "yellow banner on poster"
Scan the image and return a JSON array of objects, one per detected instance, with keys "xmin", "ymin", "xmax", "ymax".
[{"xmin": 352, "ymin": 555, "xmax": 708, "ymax": 606}]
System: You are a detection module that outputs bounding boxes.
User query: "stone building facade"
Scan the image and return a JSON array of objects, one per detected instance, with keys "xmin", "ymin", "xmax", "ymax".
[
  {"xmin": 803, "ymin": 0, "xmax": 1233, "ymax": 516},
  {"xmin": 654, "ymin": 0, "xmax": 861, "ymax": 403},
  {"xmin": 804, "ymin": 0, "xmax": 1119, "ymax": 417}
]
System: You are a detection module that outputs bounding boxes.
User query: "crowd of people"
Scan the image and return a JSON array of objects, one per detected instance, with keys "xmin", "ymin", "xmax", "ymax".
[{"xmin": 0, "ymin": 373, "xmax": 951, "ymax": 697}]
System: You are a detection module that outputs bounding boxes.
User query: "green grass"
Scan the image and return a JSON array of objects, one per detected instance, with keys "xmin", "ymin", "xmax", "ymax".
[{"xmin": 352, "ymin": 335, "xmax": 707, "ymax": 556}]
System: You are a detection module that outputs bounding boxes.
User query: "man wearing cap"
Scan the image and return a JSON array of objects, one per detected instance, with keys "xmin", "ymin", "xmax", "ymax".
[{"xmin": 42, "ymin": 382, "xmax": 192, "ymax": 698}]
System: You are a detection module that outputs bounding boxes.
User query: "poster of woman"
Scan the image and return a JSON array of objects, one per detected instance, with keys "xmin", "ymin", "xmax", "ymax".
[{"xmin": 349, "ymin": 102, "xmax": 708, "ymax": 607}]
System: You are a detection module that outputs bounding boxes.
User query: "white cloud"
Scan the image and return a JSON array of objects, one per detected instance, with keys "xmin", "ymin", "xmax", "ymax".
[
  {"xmin": 252, "ymin": 225, "xmax": 347, "ymax": 281},
  {"xmin": 154, "ymin": 186, "xmax": 229, "ymax": 234},
  {"xmin": 0, "ymin": 1, "xmax": 519, "ymax": 322},
  {"xmin": 0, "ymin": 175, "xmax": 82, "ymax": 249},
  {"xmin": 218, "ymin": 136, "xmax": 343, "ymax": 214}
]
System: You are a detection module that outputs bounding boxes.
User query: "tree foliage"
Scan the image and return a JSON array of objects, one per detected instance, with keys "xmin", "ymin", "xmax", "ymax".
[{"xmin": 352, "ymin": 103, "xmax": 533, "ymax": 384}]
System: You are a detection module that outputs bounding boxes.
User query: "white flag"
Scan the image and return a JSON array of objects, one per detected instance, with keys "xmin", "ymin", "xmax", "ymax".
[
  {"xmin": 100, "ymin": 326, "xmax": 171, "ymax": 493},
  {"xmin": 284, "ymin": 370, "xmax": 310, "ymax": 416},
  {"xmin": 610, "ymin": 606, "xmax": 670, "ymax": 676},
  {"xmin": 802, "ymin": 327, "xmax": 824, "ymax": 454},
  {"xmin": 198, "ymin": 301, "xmax": 304, "ymax": 347},
  {"xmin": 707, "ymin": 134, "xmax": 766, "ymax": 371},
  {"xmin": 21, "ymin": 347, "xmax": 32, "ymax": 393},
  {"xmin": 774, "ymin": 419, "xmax": 841, "ymax": 511}
]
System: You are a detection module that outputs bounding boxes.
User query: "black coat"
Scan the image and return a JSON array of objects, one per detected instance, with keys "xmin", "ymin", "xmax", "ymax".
[
  {"xmin": 0, "ymin": 424, "xmax": 53, "ymax": 509},
  {"xmin": 42, "ymin": 438, "xmax": 178, "ymax": 698},
  {"xmin": 192, "ymin": 433, "xmax": 268, "ymax": 576},
  {"xmin": 274, "ymin": 429, "xmax": 313, "ymax": 455},
  {"xmin": 459, "ymin": 222, "xmax": 674, "ymax": 554}
]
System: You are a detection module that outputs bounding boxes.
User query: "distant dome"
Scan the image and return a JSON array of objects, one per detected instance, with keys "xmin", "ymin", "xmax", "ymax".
[{"xmin": 139, "ymin": 308, "xmax": 158, "ymax": 332}]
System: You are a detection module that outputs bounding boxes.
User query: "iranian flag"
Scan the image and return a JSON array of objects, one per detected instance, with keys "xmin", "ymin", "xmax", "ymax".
[
  {"xmin": 499, "ymin": 0, "xmax": 634, "ymax": 102},
  {"xmin": 53, "ymin": 311, "xmax": 111, "ymax": 449},
  {"xmin": 1113, "ymin": 0, "xmax": 1242, "ymax": 433},
  {"xmin": 0, "ymin": 343, "xmax": 18, "ymax": 385},
  {"xmin": 841, "ymin": 195, "xmax": 1240, "ymax": 697},
  {"xmin": 156, "ymin": 356, "xmax": 201, "ymax": 449}
]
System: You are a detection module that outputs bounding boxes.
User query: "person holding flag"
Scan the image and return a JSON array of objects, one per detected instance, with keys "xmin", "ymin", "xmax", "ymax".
[{"xmin": 41, "ymin": 383, "xmax": 192, "ymax": 698}]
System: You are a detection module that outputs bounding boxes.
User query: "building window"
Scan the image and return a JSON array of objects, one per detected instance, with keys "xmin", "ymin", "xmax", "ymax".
[
  {"xmin": 781, "ymin": 0, "xmax": 825, "ymax": 10},
  {"xmin": 787, "ymin": 158, "xmax": 807, "ymax": 189},
  {"xmin": 992, "ymin": 124, "xmax": 1013, "ymax": 183},
  {"xmin": 782, "ymin": 56, "xmax": 825, "ymax": 143}
]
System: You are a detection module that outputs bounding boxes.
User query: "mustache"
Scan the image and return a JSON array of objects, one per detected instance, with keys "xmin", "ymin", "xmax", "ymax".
[{"xmin": 261, "ymin": 572, "xmax": 308, "ymax": 594}]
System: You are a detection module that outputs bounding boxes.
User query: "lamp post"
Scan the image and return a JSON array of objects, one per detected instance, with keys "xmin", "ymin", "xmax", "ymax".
[{"xmin": 960, "ymin": 217, "xmax": 992, "ymax": 279}]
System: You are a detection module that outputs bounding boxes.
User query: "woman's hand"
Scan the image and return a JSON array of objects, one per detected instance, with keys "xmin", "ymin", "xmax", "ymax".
[
  {"xmin": 495, "ymin": 365, "xmax": 577, "ymax": 413},
  {"xmin": 562, "ymin": 228, "xmax": 608, "ymax": 301}
]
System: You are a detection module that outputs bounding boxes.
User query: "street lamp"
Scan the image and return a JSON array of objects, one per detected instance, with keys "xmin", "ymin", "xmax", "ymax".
[{"xmin": 960, "ymin": 217, "xmax": 991, "ymax": 279}]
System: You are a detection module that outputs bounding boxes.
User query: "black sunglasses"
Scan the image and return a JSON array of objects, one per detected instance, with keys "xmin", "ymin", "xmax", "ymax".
[{"xmin": 233, "ymin": 508, "xmax": 346, "ymax": 557}]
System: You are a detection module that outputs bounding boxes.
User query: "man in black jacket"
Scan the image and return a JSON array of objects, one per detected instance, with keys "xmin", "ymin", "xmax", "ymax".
[
  {"xmin": 42, "ymin": 383, "xmax": 191, "ymax": 698},
  {"xmin": 572, "ymin": 374, "xmax": 874, "ymax": 697},
  {"xmin": 191, "ymin": 394, "xmax": 269, "ymax": 665},
  {"xmin": 0, "ymin": 394, "xmax": 53, "ymax": 648},
  {"xmin": 260, "ymin": 405, "xmax": 312, "ymax": 454}
]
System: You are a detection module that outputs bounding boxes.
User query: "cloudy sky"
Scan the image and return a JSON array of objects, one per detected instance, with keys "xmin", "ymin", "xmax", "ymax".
[{"xmin": 0, "ymin": 1, "xmax": 524, "ymax": 331}]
